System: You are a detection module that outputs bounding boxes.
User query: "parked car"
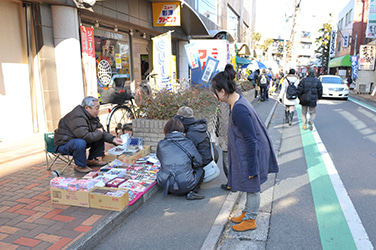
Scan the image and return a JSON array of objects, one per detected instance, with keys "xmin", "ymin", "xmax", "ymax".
[{"xmin": 319, "ymin": 75, "xmax": 349, "ymax": 100}]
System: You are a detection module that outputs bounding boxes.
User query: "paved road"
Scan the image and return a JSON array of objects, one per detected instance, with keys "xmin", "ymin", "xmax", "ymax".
[{"xmin": 94, "ymin": 94, "xmax": 279, "ymax": 250}]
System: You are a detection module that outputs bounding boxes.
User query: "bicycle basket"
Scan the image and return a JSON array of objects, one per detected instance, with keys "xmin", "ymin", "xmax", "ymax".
[{"xmin": 98, "ymin": 87, "xmax": 131, "ymax": 104}]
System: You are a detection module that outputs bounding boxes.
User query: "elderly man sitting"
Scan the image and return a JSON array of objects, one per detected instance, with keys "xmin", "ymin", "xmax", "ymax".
[{"xmin": 54, "ymin": 96, "xmax": 123, "ymax": 173}]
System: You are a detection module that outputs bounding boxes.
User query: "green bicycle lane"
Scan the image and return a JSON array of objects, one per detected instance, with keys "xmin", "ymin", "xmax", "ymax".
[{"xmin": 296, "ymin": 104, "xmax": 373, "ymax": 250}]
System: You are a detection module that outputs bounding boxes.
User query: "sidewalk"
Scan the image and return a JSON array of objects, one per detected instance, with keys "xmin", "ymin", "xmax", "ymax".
[{"xmin": 0, "ymin": 134, "xmax": 159, "ymax": 249}]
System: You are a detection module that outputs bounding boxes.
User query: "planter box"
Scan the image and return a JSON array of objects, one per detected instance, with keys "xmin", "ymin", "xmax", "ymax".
[{"xmin": 132, "ymin": 90, "xmax": 254, "ymax": 153}]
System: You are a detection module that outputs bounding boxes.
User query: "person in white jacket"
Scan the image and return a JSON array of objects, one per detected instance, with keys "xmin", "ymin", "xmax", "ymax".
[{"xmin": 278, "ymin": 69, "xmax": 299, "ymax": 126}]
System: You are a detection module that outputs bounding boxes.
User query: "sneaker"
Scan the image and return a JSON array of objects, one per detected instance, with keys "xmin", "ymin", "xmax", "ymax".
[
  {"xmin": 74, "ymin": 166, "xmax": 92, "ymax": 173},
  {"xmin": 186, "ymin": 191, "xmax": 205, "ymax": 200},
  {"xmin": 87, "ymin": 158, "xmax": 107, "ymax": 166},
  {"xmin": 308, "ymin": 121, "xmax": 313, "ymax": 131},
  {"xmin": 302, "ymin": 125, "xmax": 307, "ymax": 130}
]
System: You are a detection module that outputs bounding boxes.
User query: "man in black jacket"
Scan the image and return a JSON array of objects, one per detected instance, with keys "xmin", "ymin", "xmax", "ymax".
[
  {"xmin": 297, "ymin": 69, "xmax": 323, "ymax": 131},
  {"xmin": 54, "ymin": 96, "xmax": 123, "ymax": 173}
]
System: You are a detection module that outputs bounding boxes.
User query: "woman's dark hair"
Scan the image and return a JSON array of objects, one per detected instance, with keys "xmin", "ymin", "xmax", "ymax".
[
  {"xmin": 289, "ymin": 68, "xmax": 296, "ymax": 75},
  {"xmin": 210, "ymin": 64, "xmax": 237, "ymax": 97},
  {"xmin": 164, "ymin": 118, "xmax": 184, "ymax": 136}
]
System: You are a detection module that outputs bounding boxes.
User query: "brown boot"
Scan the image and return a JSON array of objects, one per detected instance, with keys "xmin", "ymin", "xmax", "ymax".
[
  {"xmin": 231, "ymin": 212, "xmax": 246, "ymax": 223},
  {"xmin": 232, "ymin": 219, "xmax": 257, "ymax": 232}
]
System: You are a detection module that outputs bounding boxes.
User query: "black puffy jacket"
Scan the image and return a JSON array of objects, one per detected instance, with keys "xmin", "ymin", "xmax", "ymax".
[
  {"xmin": 54, "ymin": 105, "xmax": 114, "ymax": 146},
  {"xmin": 297, "ymin": 76, "xmax": 323, "ymax": 107},
  {"xmin": 174, "ymin": 115, "xmax": 213, "ymax": 166},
  {"xmin": 156, "ymin": 132, "xmax": 203, "ymax": 196}
]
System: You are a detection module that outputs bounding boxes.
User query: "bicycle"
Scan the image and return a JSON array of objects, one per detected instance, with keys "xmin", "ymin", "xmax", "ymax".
[{"xmin": 105, "ymin": 81, "xmax": 151, "ymax": 137}]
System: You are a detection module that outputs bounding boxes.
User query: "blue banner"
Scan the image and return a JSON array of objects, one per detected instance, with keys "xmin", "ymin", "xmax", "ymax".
[{"xmin": 351, "ymin": 56, "xmax": 358, "ymax": 79}]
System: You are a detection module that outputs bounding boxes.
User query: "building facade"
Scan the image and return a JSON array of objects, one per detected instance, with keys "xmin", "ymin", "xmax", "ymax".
[{"xmin": 0, "ymin": 0, "xmax": 255, "ymax": 143}]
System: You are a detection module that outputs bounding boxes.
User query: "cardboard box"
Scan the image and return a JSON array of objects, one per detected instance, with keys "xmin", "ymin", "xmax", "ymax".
[
  {"xmin": 116, "ymin": 145, "xmax": 151, "ymax": 164},
  {"xmin": 50, "ymin": 188, "xmax": 90, "ymax": 207},
  {"xmin": 89, "ymin": 187, "xmax": 129, "ymax": 211},
  {"xmin": 142, "ymin": 145, "xmax": 151, "ymax": 157},
  {"xmin": 103, "ymin": 154, "xmax": 118, "ymax": 163}
]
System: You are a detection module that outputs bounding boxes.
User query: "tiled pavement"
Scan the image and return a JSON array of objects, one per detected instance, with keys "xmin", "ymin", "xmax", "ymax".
[{"xmin": 0, "ymin": 141, "xmax": 116, "ymax": 250}]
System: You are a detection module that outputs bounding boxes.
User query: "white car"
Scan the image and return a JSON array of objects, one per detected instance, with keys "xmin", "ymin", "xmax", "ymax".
[{"xmin": 319, "ymin": 75, "xmax": 349, "ymax": 100}]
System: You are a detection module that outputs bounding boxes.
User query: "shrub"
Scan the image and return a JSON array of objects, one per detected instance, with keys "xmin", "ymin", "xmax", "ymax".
[
  {"xmin": 238, "ymin": 80, "xmax": 254, "ymax": 92},
  {"xmin": 136, "ymin": 86, "xmax": 219, "ymax": 120}
]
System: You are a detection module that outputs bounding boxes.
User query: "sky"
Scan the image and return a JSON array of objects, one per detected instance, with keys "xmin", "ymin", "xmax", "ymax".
[{"xmin": 255, "ymin": 0, "xmax": 352, "ymax": 40}]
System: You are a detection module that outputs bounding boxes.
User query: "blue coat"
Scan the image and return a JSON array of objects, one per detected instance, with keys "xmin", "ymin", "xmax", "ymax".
[{"xmin": 227, "ymin": 95, "xmax": 278, "ymax": 192}]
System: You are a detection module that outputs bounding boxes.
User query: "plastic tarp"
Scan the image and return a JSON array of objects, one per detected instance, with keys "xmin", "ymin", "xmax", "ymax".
[
  {"xmin": 328, "ymin": 54, "xmax": 352, "ymax": 68},
  {"xmin": 236, "ymin": 56, "xmax": 252, "ymax": 65}
]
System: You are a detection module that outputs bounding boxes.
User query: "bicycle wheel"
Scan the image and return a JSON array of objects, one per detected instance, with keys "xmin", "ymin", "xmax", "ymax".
[{"xmin": 106, "ymin": 105, "xmax": 133, "ymax": 136}]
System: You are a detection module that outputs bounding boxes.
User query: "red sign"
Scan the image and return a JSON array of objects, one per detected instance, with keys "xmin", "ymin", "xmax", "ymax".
[{"xmin": 80, "ymin": 26, "xmax": 97, "ymax": 96}]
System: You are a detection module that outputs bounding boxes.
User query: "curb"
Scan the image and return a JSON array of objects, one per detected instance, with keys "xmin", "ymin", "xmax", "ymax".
[
  {"xmin": 200, "ymin": 99, "xmax": 279, "ymax": 250},
  {"xmin": 68, "ymin": 185, "xmax": 160, "ymax": 249}
]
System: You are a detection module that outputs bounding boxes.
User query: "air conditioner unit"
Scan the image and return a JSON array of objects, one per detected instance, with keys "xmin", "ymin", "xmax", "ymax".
[{"xmin": 356, "ymin": 83, "xmax": 368, "ymax": 94}]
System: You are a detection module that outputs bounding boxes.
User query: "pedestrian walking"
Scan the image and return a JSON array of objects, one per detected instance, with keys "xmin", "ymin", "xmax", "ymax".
[
  {"xmin": 297, "ymin": 68, "xmax": 323, "ymax": 131},
  {"xmin": 278, "ymin": 68, "xmax": 299, "ymax": 126},
  {"xmin": 248, "ymin": 69, "xmax": 260, "ymax": 98},
  {"xmin": 210, "ymin": 64, "xmax": 279, "ymax": 232},
  {"xmin": 258, "ymin": 69, "xmax": 269, "ymax": 102}
]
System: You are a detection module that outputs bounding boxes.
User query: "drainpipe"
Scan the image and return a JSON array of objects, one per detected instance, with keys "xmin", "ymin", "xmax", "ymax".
[{"xmin": 25, "ymin": 2, "xmax": 39, "ymax": 133}]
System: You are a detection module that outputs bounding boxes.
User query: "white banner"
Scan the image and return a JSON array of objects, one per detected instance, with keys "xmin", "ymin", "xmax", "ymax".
[
  {"xmin": 359, "ymin": 45, "xmax": 376, "ymax": 70},
  {"xmin": 152, "ymin": 32, "xmax": 172, "ymax": 90}
]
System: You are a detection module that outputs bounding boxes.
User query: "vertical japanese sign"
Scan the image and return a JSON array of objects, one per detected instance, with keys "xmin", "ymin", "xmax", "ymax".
[
  {"xmin": 329, "ymin": 30, "xmax": 337, "ymax": 58},
  {"xmin": 359, "ymin": 45, "xmax": 376, "ymax": 70},
  {"xmin": 184, "ymin": 43, "xmax": 202, "ymax": 85},
  {"xmin": 152, "ymin": 32, "xmax": 172, "ymax": 90},
  {"xmin": 152, "ymin": 2, "xmax": 181, "ymax": 27},
  {"xmin": 80, "ymin": 26, "xmax": 97, "ymax": 97},
  {"xmin": 351, "ymin": 56, "xmax": 358, "ymax": 79},
  {"xmin": 343, "ymin": 34, "xmax": 349, "ymax": 48},
  {"xmin": 366, "ymin": 0, "xmax": 376, "ymax": 38},
  {"xmin": 200, "ymin": 56, "xmax": 219, "ymax": 88}
]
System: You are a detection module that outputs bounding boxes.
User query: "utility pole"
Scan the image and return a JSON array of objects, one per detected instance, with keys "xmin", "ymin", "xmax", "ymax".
[{"xmin": 287, "ymin": 0, "xmax": 301, "ymax": 68}]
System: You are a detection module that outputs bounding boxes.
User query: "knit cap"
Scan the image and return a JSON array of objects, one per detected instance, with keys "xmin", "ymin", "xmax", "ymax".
[{"xmin": 177, "ymin": 106, "xmax": 194, "ymax": 118}]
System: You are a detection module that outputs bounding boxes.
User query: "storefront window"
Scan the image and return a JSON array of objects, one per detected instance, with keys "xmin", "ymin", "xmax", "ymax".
[{"xmin": 94, "ymin": 29, "xmax": 131, "ymax": 87}]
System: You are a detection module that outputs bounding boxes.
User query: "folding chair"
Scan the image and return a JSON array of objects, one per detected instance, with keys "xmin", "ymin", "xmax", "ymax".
[{"xmin": 44, "ymin": 133, "xmax": 73, "ymax": 176}]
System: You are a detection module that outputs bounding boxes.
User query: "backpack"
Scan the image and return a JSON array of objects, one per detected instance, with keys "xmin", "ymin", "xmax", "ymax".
[
  {"xmin": 260, "ymin": 74, "xmax": 267, "ymax": 85},
  {"xmin": 285, "ymin": 78, "xmax": 297, "ymax": 100}
]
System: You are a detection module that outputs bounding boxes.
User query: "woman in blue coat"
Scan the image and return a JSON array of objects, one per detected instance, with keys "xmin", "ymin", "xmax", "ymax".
[{"xmin": 210, "ymin": 64, "xmax": 279, "ymax": 232}]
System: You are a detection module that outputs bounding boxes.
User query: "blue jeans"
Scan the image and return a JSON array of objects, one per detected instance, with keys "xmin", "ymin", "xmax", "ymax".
[
  {"xmin": 243, "ymin": 192, "xmax": 260, "ymax": 220},
  {"xmin": 54, "ymin": 138, "xmax": 105, "ymax": 168}
]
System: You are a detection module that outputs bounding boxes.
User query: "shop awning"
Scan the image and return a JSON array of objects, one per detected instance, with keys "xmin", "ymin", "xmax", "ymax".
[
  {"xmin": 236, "ymin": 56, "xmax": 252, "ymax": 65},
  {"xmin": 236, "ymin": 43, "xmax": 251, "ymax": 55},
  {"xmin": 328, "ymin": 55, "xmax": 352, "ymax": 68}
]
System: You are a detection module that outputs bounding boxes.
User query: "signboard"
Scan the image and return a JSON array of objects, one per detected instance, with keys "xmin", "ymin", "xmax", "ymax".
[
  {"xmin": 152, "ymin": 32, "xmax": 172, "ymax": 89},
  {"xmin": 351, "ymin": 56, "xmax": 358, "ymax": 79},
  {"xmin": 359, "ymin": 45, "xmax": 376, "ymax": 70},
  {"xmin": 329, "ymin": 30, "xmax": 337, "ymax": 58},
  {"xmin": 200, "ymin": 56, "xmax": 219, "ymax": 87},
  {"xmin": 366, "ymin": 0, "xmax": 376, "ymax": 38},
  {"xmin": 343, "ymin": 33, "xmax": 349, "ymax": 48},
  {"xmin": 184, "ymin": 43, "xmax": 202, "ymax": 85},
  {"xmin": 189, "ymin": 39, "xmax": 230, "ymax": 71},
  {"xmin": 152, "ymin": 2, "xmax": 181, "ymax": 27},
  {"xmin": 80, "ymin": 26, "xmax": 97, "ymax": 97}
]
